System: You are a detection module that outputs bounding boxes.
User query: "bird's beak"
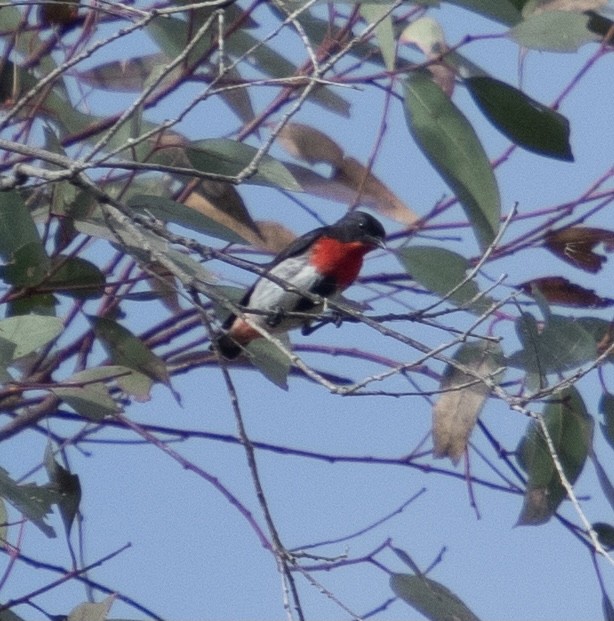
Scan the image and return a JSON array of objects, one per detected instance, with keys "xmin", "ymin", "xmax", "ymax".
[{"xmin": 369, "ymin": 236, "xmax": 387, "ymax": 250}]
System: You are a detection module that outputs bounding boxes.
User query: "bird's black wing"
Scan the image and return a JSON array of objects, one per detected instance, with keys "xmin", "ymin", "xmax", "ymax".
[
  {"xmin": 221, "ymin": 227, "xmax": 326, "ymax": 329},
  {"xmin": 267, "ymin": 226, "xmax": 326, "ymax": 266}
]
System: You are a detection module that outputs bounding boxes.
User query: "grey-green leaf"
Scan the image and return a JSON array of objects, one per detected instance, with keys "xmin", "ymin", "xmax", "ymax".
[
  {"xmin": 0, "ymin": 190, "xmax": 47, "ymax": 263},
  {"xmin": 391, "ymin": 573, "xmax": 482, "ymax": 621},
  {"xmin": 88, "ymin": 316, "xmax": 170, "ymax": 387},
  {"xmin": 0, "ymin": 467, "xmax": 56, "ymax": 538},
  {"xmin": 397, "ymin": 246, "xmax": 492, "ymax": 313},
  {"xmin": 465, "ymin": 76, "xmax": 573, "ymax": 161},
  {"xmin": 509, "ymin": 11, "xmax": 600, "ymax": 52},
  {"xmin": 246, "ymin": 338, "xmax": 291, "ymax": 390},
  {"xmin": 187, "ymin": 139, "xmax": 302, "ymax": 191},
  {"xmin": 44, "ymin": 443, "xmax": 81, "ymax": 536},
  {"xmin": 516, "ymin": 387, "xmax": 592, "ymax": 525},
  {"xmin": 128, "ymin": 194, "xmax": 250, "ymax": 244},
  {"xmin": 0, "ymin": 315, "xmax": 63, "ymax": 361},
  {"xmin": 403, "ymin": 73, "xmax": 500, "ymax": 250}
]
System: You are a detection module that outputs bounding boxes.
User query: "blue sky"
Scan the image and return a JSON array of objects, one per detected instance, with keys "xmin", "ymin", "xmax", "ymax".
[{"xmin": 3, "ymin": 2, "xmax": 614, "ymax": 620}]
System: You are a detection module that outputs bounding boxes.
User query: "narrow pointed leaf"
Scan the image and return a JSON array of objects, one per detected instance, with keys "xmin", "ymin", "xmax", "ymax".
[
  {"xmin": 0, "ymin": 191, "xmax": 46, "ymax": 262},
  {"xmin": 44, "ymin": 443, "xmax": 81, "ymax": 536},
  {"xmin": 397, "ymin": 246, "xmax": 492, "ymax": 313},
  {"xmin": 128, "ymin": 194, "xmax": 250, "ymax": 244},
  {"xmin": 509, "ymin": 11, "xmax": 600, "ymax": 51},
  {"xmin": 88, "ymin": 316, "xmax": 170, "ymax": 386},
  {"xmin": 465, "ymin": 76, "xmax": 573, "ymax": 161},
  {"xmin": 247, "ymin": 338, "xmax": 291, "ymax": 390},
  {"xmin": 599, "ymin": 392, "xmax": 614, "ymax": 451},
  {"xmin": 0, "ymin": 467, "xmax": 56, "ymax": 538},
  {"xmin": 187, "ymin": 139, "xmax": 302, "ymax": 191},
  {"xmin": 403, "ymin": 73, "xmax": 500, "ymax": 250},
  {"xmin": 360, "ymin": 4, "xmax": 396, "ymax": 71},
  {"xmin": 45, "ymin": 256, "xmax": 106, "ymax": 299},
  {"xmin": 391, "ymin": 573, "xmax": 482, "ymax": 621},
  {"xmin": 516, "ymin": 387, "xmax": 592, "ymax": 525}
]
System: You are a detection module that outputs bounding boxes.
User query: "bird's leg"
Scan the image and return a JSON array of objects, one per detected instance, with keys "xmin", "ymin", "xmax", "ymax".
[{"xmin": 266, "ymin": 306, "xmax": 285, "ymax": 327}]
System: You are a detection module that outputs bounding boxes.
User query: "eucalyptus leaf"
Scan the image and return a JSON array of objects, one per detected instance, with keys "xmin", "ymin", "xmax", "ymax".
[
  {"xmin": 0, "ymin": 467, "xmax": 57, "ymax": 538},
  {"xmin": 466, "ymin": 76, "xmax": 573, "ymax": 161},
  {"xmin": 516, "ymin": 387, "xmax": 592, "ymax": 525},
  {"xmin": 187, "ymin": 139, "xmax": 302, "ymax": 191},
  {"xmin": 509, "ymin": 11, "xmax": 600, "ymax": 52},
  {"xmin": 0, "ymin": 315, "xmax": 63, "ymax": 360},
  {"xmin": 88, "ymin": 316, "xmax": 170, "ymax": 387},
  {"xmin": 391, "ymin": 573, "xmax": 482, "ymax": 621},
  {"xmin": 44, "ymin": 443, "xmax": 81, "ymax": 536},
  {"xmin": 128, "ymin": 194, "xmax": 250, "ymax": 243},
  {"xmin": 397, "ymin": 246, "xmax": 492, "ymax": 313},
  {"xmin": 403, "ymin": 73, "xmax": 500, "ymax": 250}
]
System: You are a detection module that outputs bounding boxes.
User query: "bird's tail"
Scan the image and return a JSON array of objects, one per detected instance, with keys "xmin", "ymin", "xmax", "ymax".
[{"xmin": 212, "ymin": 333, "xmax": 242, "ymax": 359}]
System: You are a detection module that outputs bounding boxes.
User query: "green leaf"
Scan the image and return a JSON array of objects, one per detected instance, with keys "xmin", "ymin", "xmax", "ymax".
[
  {"xmin": 508, "ymin": 313, "xmax": 598, "ymax": 382},
  {"xmin": 128, "ymin": 194, "xmax": 250, "ymax": 244},
  {"xmin": 146, "ymin": 14, "xmax": 211, "ymax": 68},
  {"xmin": 0, "ymin": 315, "xmax": 63, "ymax": 360},
  {"xmin": 509, "ymin": 11, "xmax": 600, "ymax": 52},
  {"xmin": 465, "ymin": 76, "xmax": 573, "ymax": 161},
  {"xmin": 0, "ymin": 467, "xmax": 56, "ymax": 538},
  {"xmin": 88, "ymin": 316, "xmax": 170, "ymax": 387},
  {"xmin": 226, "ymin": 29, "xmax": 350, "ymax": 117},
  {"xmin": 45, "ymin": 256, "xmax": 106, "ymax": 299},
  {"xmin": 397, "ymin": 246, "xmax": 492, "ymax": 313},
  {"xmin": 599, "ymin": 392, "xmax": 614, "ymax": 452},
  {"xmin": 44, "ymin": 443, "xmax": 81, "ymax": 536},
  {"xmin": 53, "ymin": 381, "xmax": 121, "ymax": 421},
  {"xmin": 246, "ymin": 338, "xmax": 292, "ymax": 390},
  {"xmin": 187, "ymin": 139, "xmax": 302, "ymax": 191},
  {"xmin": 391, "ymin": 573, "xmax": 482, "ymax": 621},
  {"xmin": 0, "ymin": 191, "xmax": 47, "ymax": 263},
  {"xmin": 516, "ymin": 387, "xmax": 592, "ymax": 525},
  {"xmin": 0, "ymin": 497, "xmax": 7, "ymax": 544},
  {"xmin": 593, "ymin": 522, "xmax": 614, "ymax": 549},
  {"xmin": 445, "ymin": 0, "xmax": 522, "ymax": 26},
  {"xmin": 360, "ymin": 4, "xmax": 396, "ymax": 71},
  {"xmin": 0, "ymin": 241, "xmax": 50, "ymax": 287},
  {"xmin": 403, "ymin": 73, "xmax": 500, "ymax": 250},
  {"xmin": 59, "ymin": 365, "xmax": 154, "ymax": 403}
]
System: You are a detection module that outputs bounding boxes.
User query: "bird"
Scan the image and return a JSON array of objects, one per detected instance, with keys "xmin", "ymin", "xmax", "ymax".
[{"xmin": 214, "ymin": 211, "xmax": 386, "ymax": 359}]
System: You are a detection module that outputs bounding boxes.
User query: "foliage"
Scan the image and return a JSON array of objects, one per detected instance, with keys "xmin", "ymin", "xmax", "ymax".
[{"xmin": 0, "ymin": 1, "xmax": 613, "ymax": 619}]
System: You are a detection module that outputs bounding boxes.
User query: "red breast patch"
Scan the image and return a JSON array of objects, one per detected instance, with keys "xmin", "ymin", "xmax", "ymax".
[{"xmin": 309, "ymin": 237, "xmax": 373, "ymax": 289}]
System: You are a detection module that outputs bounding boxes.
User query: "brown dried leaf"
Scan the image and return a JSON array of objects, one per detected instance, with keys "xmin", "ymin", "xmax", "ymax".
[
  {"xmin": 335, "ymin": 158, "xmax": 419, "ymax": 226},
  {"xmin": 253, "ymin": 221, "xmax": 297, "ymax": 254},
  {"xmin": 277, "ymin": 123, "xmax": 344, "ymax": 167},
  {"xmin": 519, "ymin": 276, "xmax": 614, "ymax": 308},
  {"xmin": 516, "ymin": 487, "xmax": 552, "ymax": 525},
  {"xmin": 39, "ymin": 0, "xmax": 79, "ymax": 26},
  {"xmin": 426, "ymin": 62, "xmax": 456, "ymax": 97},
  {"xmin": 432, "ymin": 341, "xmax": 502, "ymax": 464},
  {"xmin": 183, "ymin": 186, "xmax": 264, "ymax": 248},
  {"xmin": 543, "ymin": 226, "xmax": 614, "ymax": 273},
  {"xmin": 399, "ymin": 17, "xmax": 455, "ymax": 96}
]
